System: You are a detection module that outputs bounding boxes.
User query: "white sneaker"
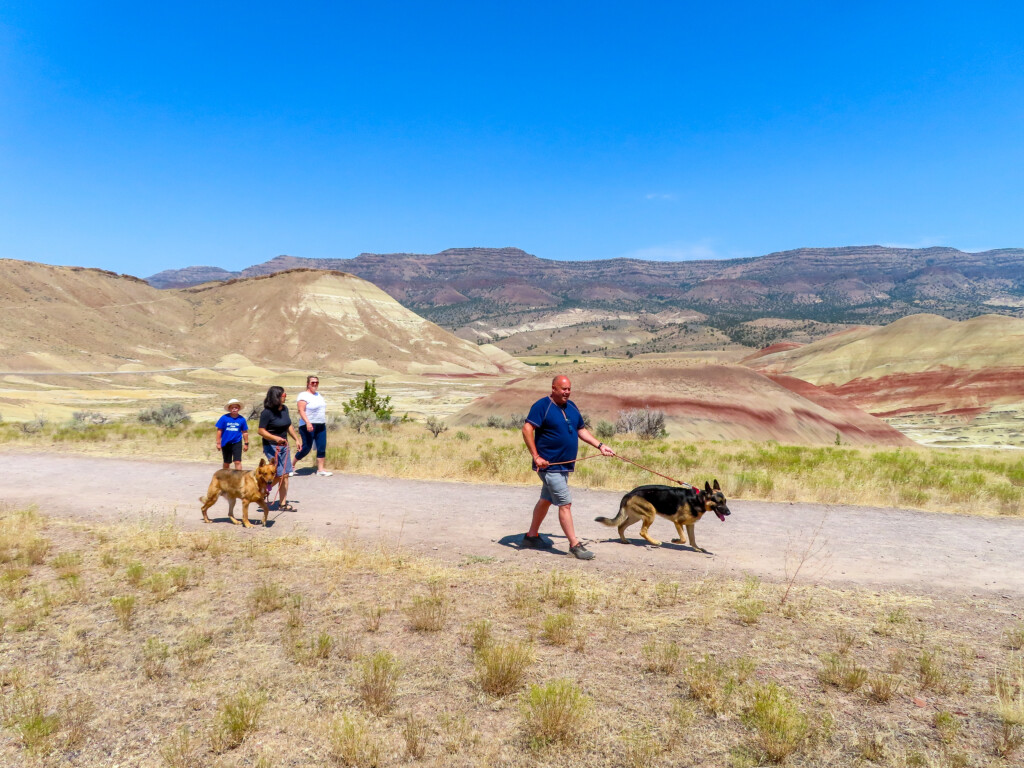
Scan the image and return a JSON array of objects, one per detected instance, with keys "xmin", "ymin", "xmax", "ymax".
[
  {"xmin": 287, "ymin": 471, "xmax": 298, "ymax": 477},
  {"xmin": 317, "ymin": 471, "xmax": 333, "ymax": 477}
]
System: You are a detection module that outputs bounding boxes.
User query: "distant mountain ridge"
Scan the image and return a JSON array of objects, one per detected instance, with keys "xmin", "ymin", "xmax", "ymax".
[{"xmin": 146, "ymin": 247, "xmax": 1024, "ymax": 333}]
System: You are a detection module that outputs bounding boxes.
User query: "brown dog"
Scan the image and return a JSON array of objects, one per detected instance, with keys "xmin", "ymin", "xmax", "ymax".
[
  {"xmin": 199, "ymin": 458, "xmax": 278, "ymax": 528},
  {"xmin": 595, "ymin": 481, "xmax": 730, "ymax": 551}
]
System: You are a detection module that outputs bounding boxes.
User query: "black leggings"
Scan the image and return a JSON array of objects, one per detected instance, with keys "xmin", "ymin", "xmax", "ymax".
[{"xmin": 295, "ymin": 423, "xmax": 327, "ymax": 460}]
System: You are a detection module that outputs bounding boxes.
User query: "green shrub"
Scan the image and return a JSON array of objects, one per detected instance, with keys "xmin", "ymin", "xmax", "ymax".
[{"xmin": 343, "ymin": 380, "xmax": 393, "ymax": 421}]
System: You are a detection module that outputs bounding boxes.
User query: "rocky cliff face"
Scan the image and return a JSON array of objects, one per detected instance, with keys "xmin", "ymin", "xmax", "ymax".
[{"xmin": 146, "ymin": 265, "xmax": 239, "ymax": 288}]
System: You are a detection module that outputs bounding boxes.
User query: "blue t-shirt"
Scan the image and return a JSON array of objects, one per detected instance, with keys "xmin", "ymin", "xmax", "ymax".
[
  {"xmin": 525, "ymin": 397, "xmax": 584, "ymax": 473},
  {"xmin": 215, "ymin": 414, "xmax": 248, "ymax": 445}
]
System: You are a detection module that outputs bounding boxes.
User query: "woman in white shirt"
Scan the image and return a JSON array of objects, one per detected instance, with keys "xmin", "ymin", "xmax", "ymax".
[{"xmin": 294, "ymin": 374, "xmax": 332, "ymax": 476}]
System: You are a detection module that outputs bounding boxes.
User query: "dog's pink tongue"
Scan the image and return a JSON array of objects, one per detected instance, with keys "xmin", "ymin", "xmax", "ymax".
[{"xmin": 716, "ymin": 511, "xmax": 727, "ymax": 521}]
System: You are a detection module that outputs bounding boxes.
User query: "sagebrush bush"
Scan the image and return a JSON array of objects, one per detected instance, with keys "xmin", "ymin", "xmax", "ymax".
[
  {"xmin": 521, "ymin": 679, "xmax": 591, "ymax": 748},
  {"xmin": 329, "ymin": 711, "xmax": 382, "ymax": 767},
  {"xmin": 110, "ymin": 595, "xmax": 136, "ymax": 630},
  {"xmin": 641, "ymin": 639, "xmax": 681, "ymax": 674},
  {"xmin": 425, "ymin": 415, "xmax": 448, "ymax": 438},
  {"xmin": 615, "ymin": 407, "xmax": 666, "ymax": 439},
  {"xmin": 212, "ymin": 688, "xmax": 266, "ymax": 751},
  {"xmin": 137, "ymin": 403, "xmax": 191, "ymax": 427},
  {"xmin": 742, "ymin": 682, "xmax": 809, "ymax": 763},
  {"xmin": 355, "ymin": 651, "xmax": 400, "ymax": 715},
  {"xmin": 476, "ymin": 641, "xmax": 532, "ymax": 697}
]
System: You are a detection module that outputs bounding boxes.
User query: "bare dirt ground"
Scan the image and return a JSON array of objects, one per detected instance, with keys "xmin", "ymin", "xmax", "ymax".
[{"xmin": 7, "ymin": 452, "xmax": 1024, "ymax": 600}]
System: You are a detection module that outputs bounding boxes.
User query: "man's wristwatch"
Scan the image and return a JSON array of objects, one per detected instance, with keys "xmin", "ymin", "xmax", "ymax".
[{"xmin": 597, "ymin": 442, "xmax": 604, "ymax": 449}]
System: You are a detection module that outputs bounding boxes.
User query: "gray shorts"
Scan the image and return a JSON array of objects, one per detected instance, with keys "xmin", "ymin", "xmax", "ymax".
[{"xmin": 539, "ymin": 470, "xmax": 572, "ymax": 506}]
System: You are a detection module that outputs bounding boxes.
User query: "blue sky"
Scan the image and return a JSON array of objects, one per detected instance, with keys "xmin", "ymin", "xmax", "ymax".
[{"xmin": 2, "ymin": 2, "xmax": 1023, "ymax": 275}]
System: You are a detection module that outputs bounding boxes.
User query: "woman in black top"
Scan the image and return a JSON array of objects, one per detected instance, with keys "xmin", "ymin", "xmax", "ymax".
[{"xmin": 258, "ymin": 385, "xmax": 301, "ymax": 511}]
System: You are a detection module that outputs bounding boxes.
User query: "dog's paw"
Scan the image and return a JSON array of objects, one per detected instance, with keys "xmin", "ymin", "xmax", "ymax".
[{"xmin": 229, "ymin": 518, "xmax": 242, "ymax": 526}]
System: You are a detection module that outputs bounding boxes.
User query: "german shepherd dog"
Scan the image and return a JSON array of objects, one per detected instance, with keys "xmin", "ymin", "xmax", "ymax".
[
  {"xmin": 595, "ymin": 481, "xmax": 730, "ymax": 551},
  {"xmin": 199, "ymin": 458, "xmax": 278, "ymax": 528}
]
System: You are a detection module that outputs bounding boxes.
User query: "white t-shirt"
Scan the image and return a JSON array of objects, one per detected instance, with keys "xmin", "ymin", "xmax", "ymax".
[{"xmin": 295, "ymin": 391, "xmax": 327, "ymax": 425}]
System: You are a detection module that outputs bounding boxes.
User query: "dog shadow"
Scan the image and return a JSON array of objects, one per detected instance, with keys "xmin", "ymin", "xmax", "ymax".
[
  {"xmin": 596, "ymin": 536, "xmax": 714, "ymax": 555},
  {"xmin": 204, "ymin": 516, "xmax": 277, "ymax": 528}
]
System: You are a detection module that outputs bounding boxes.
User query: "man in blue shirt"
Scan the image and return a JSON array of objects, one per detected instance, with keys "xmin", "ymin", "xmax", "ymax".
[{"xmin": 521, "ymin": 375, "xmax": 615, "ymax": 560}]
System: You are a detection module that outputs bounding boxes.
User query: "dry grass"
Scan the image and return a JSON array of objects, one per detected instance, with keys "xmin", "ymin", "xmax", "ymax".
[
  {"xmin": 5, "ymin": 422, "xmax": 1024, "ymax": 515},
  {"xmin": 2, "ymin": 505, "xmax": 1024, "ymax": 766}
]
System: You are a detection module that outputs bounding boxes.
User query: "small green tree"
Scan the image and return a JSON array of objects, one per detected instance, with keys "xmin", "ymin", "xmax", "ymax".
[
  {"xmin": 425, "ymin": 416, "xmax": 448, "ymax": 438},
  {"xmin": 343, "ymin": 380, "xmax": 394, "ymax": 421}
]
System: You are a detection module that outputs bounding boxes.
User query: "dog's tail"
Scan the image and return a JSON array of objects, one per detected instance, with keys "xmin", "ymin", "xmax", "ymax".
[{"xmin": 594, "ymin": 499, "xmax": 629, "ymax": 528}]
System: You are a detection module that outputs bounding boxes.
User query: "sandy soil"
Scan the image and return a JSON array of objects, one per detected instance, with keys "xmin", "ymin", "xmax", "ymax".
[{"xmin": 7, "ymin": 452, "xmax": 1024, "ymax": 600}]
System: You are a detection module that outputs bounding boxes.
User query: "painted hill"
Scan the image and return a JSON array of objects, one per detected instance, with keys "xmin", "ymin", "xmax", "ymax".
[
  {"xmin": 0, "ymin": 259, "xmax": 526, "ymax": 376},
  {"xmin": 183, "ymin": 270, "xmax": 528, "ymax": 375},
  {"xmin": 451, "ymin": 361, "xmax": 911, "ymax": 446},
  {"xmin": 743, "ymin": 313, "xmax": 1024, "ymax": 419}
]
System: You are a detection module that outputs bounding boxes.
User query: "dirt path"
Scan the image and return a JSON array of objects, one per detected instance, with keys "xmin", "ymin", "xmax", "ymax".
[{"xmin": 7, "ymin": 453, "xmax": 1024, "ymax": 599}]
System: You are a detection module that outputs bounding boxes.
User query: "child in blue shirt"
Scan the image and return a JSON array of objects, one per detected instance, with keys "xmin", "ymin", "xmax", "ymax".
[{"xmin": 216, "ymin": 398, "xmax": 249, "ymax": 469}]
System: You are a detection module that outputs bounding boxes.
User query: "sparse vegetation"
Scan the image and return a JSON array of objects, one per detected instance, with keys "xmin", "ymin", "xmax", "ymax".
[{"xmin": 0, "ymin": 504, "xmax": 1021, "ymax": 765}]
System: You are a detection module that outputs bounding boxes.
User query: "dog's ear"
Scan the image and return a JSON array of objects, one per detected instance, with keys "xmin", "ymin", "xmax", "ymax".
[
  {"xmin": 705, "ymin": 481, "xmax": 712, "ymax": 493},
  {"xmin": 259, "ymin": 458, "xmax": 266, "ymax": 467},
  {"xmin": 713, "ymin": 479, "xmax": 720, "ymax": 491}
]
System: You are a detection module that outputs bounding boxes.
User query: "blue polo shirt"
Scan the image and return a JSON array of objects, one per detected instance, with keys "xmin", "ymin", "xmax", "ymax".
[{"xmin": 525, "ymin": 396, "xmax": 584, "ymax": 472}]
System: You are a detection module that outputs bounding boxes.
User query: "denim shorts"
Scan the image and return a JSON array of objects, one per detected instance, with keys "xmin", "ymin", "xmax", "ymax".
[
  {"xmin": 538, "ymin": 470, "xmax": 572, "ymax": 506},
  {"xmin": 263, "ymin": 443, "xmax": 292, "ymax": 477}
]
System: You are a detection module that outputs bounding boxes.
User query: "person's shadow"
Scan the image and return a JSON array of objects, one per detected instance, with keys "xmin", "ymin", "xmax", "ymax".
[{"xmin": 497, "ymin": 533, "xmax": 566, "ymax": 555}]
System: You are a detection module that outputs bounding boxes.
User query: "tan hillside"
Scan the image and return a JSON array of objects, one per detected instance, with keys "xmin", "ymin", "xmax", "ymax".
[
  {"xmin": 452, "ymin": 361, "xmax": 911, "ymax": 445},
  {"xmin": 183, "ymin": 269, "xmax": 528, "ymax": 375},
  {"xmin": 0, "ymin": 259, "xmax": 196, "ymax": 371},
  {"xmin": 0, "ymin": 260, "xmax": 527, "ymax": 376}
]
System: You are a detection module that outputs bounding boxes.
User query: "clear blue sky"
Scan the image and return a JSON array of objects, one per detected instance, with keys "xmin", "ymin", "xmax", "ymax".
[{"xmin": 2, "ymin": 2, "xmax": 1023, "ymax": 275}]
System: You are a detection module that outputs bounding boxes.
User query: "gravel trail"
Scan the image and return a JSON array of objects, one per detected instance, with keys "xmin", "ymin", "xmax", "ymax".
[{"xmin": 6, "ymin": 452, "xmax": 1024, "ymax": 599}]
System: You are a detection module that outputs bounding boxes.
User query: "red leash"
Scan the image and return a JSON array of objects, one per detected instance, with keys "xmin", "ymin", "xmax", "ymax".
[
  {"xmin": 263, "ymin": 444, "xmax": 288, "ymax": 508},
  {"xmin": 541, "ymin": 453, "xmax": 696, "ymax": 491}
]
